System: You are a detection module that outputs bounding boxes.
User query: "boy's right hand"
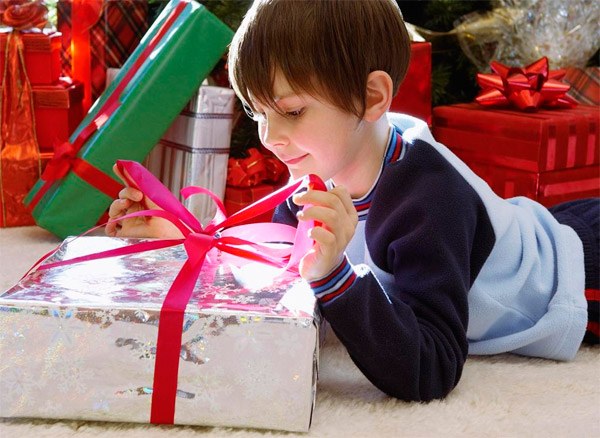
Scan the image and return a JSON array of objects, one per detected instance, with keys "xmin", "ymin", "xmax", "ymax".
[{"xmin": 105, "ymin": 164, "xmax": 184, "ymax": 239}]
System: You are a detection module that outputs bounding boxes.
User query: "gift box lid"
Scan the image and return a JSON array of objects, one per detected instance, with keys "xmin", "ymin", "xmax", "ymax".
[
  {"xmin": 0, "ymin": 28, "xmax": 61, "ymax": 51},
  {"xmin": 432, "ymin": 103, "xmax": 600, "ymax": 172},
  {"xmin": 30, "ymin": 80, "xmax": 84, "ymax": 109},
  {"xmin": 2, "ymin": 236, "xmax": 317, "ymax": 320}
]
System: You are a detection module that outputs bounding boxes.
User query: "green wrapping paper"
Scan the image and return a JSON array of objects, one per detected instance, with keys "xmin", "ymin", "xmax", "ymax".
[{"xmin": 26, "ymin": 0, "xmax": 233, "ymax": 238}]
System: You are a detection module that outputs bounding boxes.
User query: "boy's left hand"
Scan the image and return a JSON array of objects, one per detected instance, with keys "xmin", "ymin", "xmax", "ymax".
[{"xmin": 293, "ymin": 186, "xmax": 358, "ymax": 281}]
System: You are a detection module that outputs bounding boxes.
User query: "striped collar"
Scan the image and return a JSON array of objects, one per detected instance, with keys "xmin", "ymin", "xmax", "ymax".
[{"xmin": 351, "ymin": 126, "xmax": 403, "ymax": 221}]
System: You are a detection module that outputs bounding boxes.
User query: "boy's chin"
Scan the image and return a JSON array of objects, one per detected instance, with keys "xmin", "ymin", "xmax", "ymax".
[
  {"xmin": 288, "ymin": 169, "xmax": 325, "ymax": 182},
  {"xmin": 288, "ymin": 169, "xmax": 307, "ymax": 180}
]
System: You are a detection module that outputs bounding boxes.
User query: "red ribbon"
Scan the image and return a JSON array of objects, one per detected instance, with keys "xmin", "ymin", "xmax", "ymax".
[
  {"xmin": 227, "ymin": 148, "xmax": 288, "ymax": 187},
  {"xmin": 26, "ymin": 0, "xmax": 189, "ymax": 212},
  {"xmin": 33, "ymin": 159, "xmax": 326, "ymax": 425},
  {"xmin": 476, "ymin": 57, "xmax": 578, "ymax": 112}
]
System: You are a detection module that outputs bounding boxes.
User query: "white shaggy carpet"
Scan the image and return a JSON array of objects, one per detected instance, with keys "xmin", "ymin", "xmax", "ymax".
[{"xmin": 1, "ymin": 226, "xmax": 599, "ymax": 438}]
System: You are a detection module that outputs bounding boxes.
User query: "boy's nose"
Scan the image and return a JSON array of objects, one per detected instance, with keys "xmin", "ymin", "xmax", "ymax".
[{"xmin": 261, "ymin": 118, "xmax": 287, "ymax": 149}]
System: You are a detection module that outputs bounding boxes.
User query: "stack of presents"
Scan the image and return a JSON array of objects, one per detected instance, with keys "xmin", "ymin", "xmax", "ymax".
[{"xmin": 0, "ymin": 0, "xmax": 598, "ymax": 432}]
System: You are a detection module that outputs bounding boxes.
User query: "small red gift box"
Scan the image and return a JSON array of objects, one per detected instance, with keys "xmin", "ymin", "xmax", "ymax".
[
  {"xmin": 0, "ymin": 29, "xmax": 61, "ymax": 85},
  {"xmin": 467, "ymin": 162, "xmax": 599, "ymax": 207},
  {"xmin": 2, "ymin": 81, "xmax": 85, "ymax": 151},
  {"xmin": 57, "ymin": 0, "xmax": 149, "ymax": 108},
  {"xmin": 31, "ymin": 81, "xmax": 85, "ymax": 151},
  {"xmin": 390, "ymin": 42, "xmax": 432, "ymax": 125},
  {"xmin": 433, "ymin": 103, "xmax": 599, "ymax": 173},
  {"xmin": 224, "ymin": 185, "xmax": 282, "ymax": 223}
]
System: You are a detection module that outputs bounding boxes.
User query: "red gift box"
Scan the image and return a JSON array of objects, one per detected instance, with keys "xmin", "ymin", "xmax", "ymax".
[
  {"xmin": 57, "ymin": 0, "xmax": 149, "ymax": 109},
  {"xmin": 32, "ymin": 80, "xmax": 85, "ymax": 151},
  {"xmin": 0, "ymin": 152, "xmax": 53, "ymax": 228},
  {"xmin": 432, "ymin": 103, "xmax": 600, "ymax": 206},
  {"xmin": 224, "ymin": 185, "xmax": 282, "ymax": 223},
  {"xmin": 467, "ymin": 162, "xmax": 600, "ymax": 207},
  {"xmin": 0, "ymin": 29, "xmax": 61, "ymax": 85},
  {"xmin": 0, "ymin": 81, "xmax": 84, "ymax": 152},
  {"xmin": 390, "ymin": 42, "xmax": 432, "ymax": 125},
  {"xmin": 432, "ymin": 103, "xmax": 599, "ymax": 173}
]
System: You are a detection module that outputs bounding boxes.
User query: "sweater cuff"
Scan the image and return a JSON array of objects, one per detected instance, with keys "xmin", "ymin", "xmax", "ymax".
[{"xmin": 308, "ymin": 256, "xmax": 357, "ymax": 304}]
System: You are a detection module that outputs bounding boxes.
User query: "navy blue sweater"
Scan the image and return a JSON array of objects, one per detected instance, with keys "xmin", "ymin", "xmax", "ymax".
[{"xmin": 273, "ymin": 114, "xmax": 587, "ymax": 402}]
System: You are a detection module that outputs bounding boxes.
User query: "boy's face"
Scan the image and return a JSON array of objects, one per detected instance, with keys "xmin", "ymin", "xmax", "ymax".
[{"xmin": 250, "ymin": 71, "xmax": 367, "ymax": 183}]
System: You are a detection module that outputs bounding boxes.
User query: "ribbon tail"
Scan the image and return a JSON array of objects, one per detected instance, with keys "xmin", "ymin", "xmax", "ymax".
[{"xmin": 150, "ymin": 247, "xmax": 209, "ymax": 424}]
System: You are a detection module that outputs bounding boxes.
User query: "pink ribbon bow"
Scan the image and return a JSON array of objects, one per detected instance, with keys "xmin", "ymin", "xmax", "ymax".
[{"xmin": 476, "ymin": 57, "xmax": 577, "ymax": 111}]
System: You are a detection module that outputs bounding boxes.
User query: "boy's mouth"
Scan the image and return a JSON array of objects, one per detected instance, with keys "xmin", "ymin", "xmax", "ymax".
[{"xmin": 282, "ymin": 154, "xmax": 308, "ymax": 166}]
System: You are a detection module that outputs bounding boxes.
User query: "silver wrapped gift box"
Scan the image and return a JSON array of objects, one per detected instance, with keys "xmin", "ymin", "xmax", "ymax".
[
  {"xmin": 145, "ymin": 85, "xmax": 235, "ymax": 226},
  {"xmin": 0, "ymin": 236, "xmax": 319, "ymax": 432}
]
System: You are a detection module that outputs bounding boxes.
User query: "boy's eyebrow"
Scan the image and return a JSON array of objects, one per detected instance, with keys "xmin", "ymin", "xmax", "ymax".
[{"xmin": 274, "ymin": 92, "xmax": 306, "ymax": 104}]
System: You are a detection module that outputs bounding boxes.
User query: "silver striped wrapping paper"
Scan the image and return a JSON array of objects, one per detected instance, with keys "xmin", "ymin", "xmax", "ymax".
[{"xmin": 145, "ymin": 86, "xmax": 235, "ymax": 225}]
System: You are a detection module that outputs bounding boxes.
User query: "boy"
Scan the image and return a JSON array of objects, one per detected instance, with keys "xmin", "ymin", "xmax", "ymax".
[{"xmin": 107, "ymin": 0, "xmax": 599, "ymax": 402}]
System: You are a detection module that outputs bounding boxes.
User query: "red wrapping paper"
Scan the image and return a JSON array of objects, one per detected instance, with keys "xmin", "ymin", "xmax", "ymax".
[
  {"xmin": 0, "ymin": 80, "xmax": 84, "ymax": 152},
  {"xmin": 57, "ymin": 0, "xmax": 149, "ymax": 110},
  {"xmin": 467, "ymin": 162, "xmax": 600, "ymax": 207},
  {"xmin": 0, "ymin": 152, "xmax": 52, "ymax": 227},
  {"xmin": 0, "ymin": 29, "xmax": 61, "ymax": 85},
  {"xmin": 224, "ymin": 184, "xmax": 283, "ymax": 224},
  {"xmin": 390, "ymin": 42, "xmax": 432, "ymax": 125},
  {"xmin": 564, "ymin": 67, "xmax": 599, "ymax": 106},
  {"xmin": 433, "ymin": 103, "xmax": 599, "ymax": 173},
  {"xmin": 8, "ymin": 80, "xmax": 85, "ymax": 152}
]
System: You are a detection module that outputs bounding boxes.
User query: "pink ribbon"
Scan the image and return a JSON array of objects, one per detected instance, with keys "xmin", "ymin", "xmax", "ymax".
[{"xmin": 35, "ymin": 159, "xmax": 325, "ymax": 424}]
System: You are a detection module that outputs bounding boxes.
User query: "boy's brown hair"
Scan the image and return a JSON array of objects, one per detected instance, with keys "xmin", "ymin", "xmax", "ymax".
[{"xmin": 228, "ymin": 0, "xmax": 411, "ymax": 118}]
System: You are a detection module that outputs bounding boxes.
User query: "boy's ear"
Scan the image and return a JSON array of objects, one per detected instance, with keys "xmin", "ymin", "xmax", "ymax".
[{"xmin": 363, "ymin": 71, "xmax": 393, "ymax": 122}]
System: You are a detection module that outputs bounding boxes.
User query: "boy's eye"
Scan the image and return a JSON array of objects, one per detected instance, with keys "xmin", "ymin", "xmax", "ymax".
[{"xmin": 285, "ymin": 108, "xmax": 304, "ymax": 118}]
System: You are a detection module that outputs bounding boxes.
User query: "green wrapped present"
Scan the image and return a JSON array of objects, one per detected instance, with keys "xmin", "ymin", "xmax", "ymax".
[{"xmin": 26, "ymin": 0, "xmax": 233, "ymax": 238}]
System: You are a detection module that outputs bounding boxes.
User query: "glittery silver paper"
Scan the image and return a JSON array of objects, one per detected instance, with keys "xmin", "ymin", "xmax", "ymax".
[
  {"xmin": 144, "ymin": 86, "xmax": 235, "ymax": 226},
  {"xmin": 0, "ymin": 236, "xmax": 319, "ymax": 432}
]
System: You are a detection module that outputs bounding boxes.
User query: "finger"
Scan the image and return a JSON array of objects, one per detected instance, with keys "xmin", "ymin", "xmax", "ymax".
[
  {"xmin": 108, "ymin": 198, "xmax": 131, "ymax": 219},
  {"xmin": 309, "ymin": 225, "xmax": 336, "ymax": 249},
  {"xmin": 105, "ymin": 220, "xmax": 120, "ymax": 237},
  {"xmin": 329, "ymin": 186, "xmax": 357, "ymax": 220},
  {"xmin": 297, "ymin": 205, "xmax": 339, "ymax": 227},
  {"xmin": 118, "ymin": 186, "xmax": 144, "ymax": 202},
  {"xmin": 112, "ymin": 163, "xmax": 126, "ymax": 184},
  {"xmin": 112, "ymin": 163, "xmax": 137, "ymax": 189}
]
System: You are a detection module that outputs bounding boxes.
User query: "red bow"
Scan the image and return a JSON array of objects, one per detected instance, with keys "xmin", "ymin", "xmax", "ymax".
[
  {"xmin": 476, "ymin": 57, "xmax": 577, "ymax": 111},
  {"xmin": 227, "ymin": 148, "xmax": 288, "ymax": 187},
  {"xmin": 0, "ymin": 0, "xmax": 47, "ymax": 30}
]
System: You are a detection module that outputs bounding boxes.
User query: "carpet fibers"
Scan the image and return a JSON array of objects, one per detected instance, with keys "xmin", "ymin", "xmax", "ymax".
[{"xmin": 1, "ymin": 226, "xmax": 599, "ymax": 437}]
